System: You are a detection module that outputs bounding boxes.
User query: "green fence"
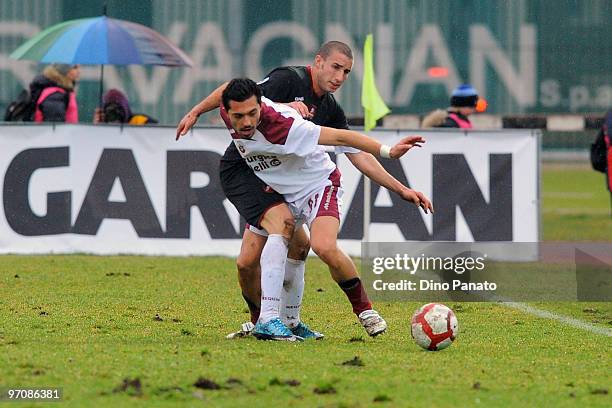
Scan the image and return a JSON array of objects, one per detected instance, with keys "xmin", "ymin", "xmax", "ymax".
[{"xmin": 1, "ymin": 0, "xmax": 610, "ymax": 124}]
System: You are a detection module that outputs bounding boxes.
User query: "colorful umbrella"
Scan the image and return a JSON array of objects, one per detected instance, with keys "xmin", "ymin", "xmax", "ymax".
[
  {"xmin": 10, "ymin": 15, "xmax": 193, "ymax": 106},
  {"xmin": 10, "ymin": 16, "xmax": 192, "ymax": 66}
]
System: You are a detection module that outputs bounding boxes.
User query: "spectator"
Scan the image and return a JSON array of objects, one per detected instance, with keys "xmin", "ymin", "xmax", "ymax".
[
  {"xmin": 590, "ymin": 110, "xmax": 612, "ymax": 216},
  {"xmin": 94, "ymin": 89, "xmax": 157, "ymax": 125},
  {"xmin": 29, "ymin": 63, "xmax": 80, "ymax": 123},
  {"xmin": 421, "ymin": 84, "xmax": 482, "ymax": 129}
]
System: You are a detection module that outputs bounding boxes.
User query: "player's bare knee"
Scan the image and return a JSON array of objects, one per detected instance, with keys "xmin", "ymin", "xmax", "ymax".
[
  {"xmin": 280, "ymin": 217, "xmax": 295, "ymax": 240},
  {"xmin": 297, "ymin": 241, "xmax": 311, "ymax": 260},
  {"xmin": 288, "ymin": 242, "xmax": 310, "ymax": 261},
  {"xmin": 288, "ymin": 227, "xmax": 310, "ymax": 260},
  {"xmin": 311, "ymin": 242, "xmax": 339, "ymax": 265},
  {"xmin": 236, "ymin": 256, "xmax": 258, "ymax": 277},
  {"xmin": 260, "ymin": 205, "xmax": 294, "ymax": 237}
]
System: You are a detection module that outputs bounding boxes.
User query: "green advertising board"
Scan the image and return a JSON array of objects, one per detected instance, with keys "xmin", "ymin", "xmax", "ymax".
[{"xmin": 0, "ymin": 0, "xmax": 610, "ymax": 124}]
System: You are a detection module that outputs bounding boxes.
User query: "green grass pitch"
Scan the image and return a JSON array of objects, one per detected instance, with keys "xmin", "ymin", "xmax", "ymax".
[{"xmin": 0, "ymin": 164, "xmax": 610, "ymax": 407}]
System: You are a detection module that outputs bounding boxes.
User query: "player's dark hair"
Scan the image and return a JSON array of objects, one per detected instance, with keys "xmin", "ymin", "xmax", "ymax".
[
  {"xmin": 317, "ymin": 41, "xmax": 353, "ymax": 60},
  {"xmin": 222, "ymin": 78, "xmax": 262, "ymax": 111}
]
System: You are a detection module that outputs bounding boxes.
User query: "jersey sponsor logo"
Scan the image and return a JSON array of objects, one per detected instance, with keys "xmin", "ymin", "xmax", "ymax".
[
  {"xmin": 294, "ymin": 96, "xmax": 304, "ymax": 102},
  {"xmin": 245, "ymin": 154, "xmax": 282, "ymax": 172},
  {"xmin": 245, "ymin": 154, "xmax": 278, "ymax": 163}
]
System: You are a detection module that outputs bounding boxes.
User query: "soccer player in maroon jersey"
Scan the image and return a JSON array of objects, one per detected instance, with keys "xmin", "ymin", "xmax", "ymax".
[
  {"xmin": 215, "ymin": 78, "xmax": 431, "ymax": 340},
  {"xmin": 177, "ymin": 42, "xmax": 432, "ymax": 339}
]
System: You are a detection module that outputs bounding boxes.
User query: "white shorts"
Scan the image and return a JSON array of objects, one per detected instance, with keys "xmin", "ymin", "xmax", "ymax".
[
  {"xmin": 290, "ymin": 168, "xmax": 343, "ymax": 229},
  {"xmin": 247, "ymin": 168, "xmax": 343, "ymax": 235}
]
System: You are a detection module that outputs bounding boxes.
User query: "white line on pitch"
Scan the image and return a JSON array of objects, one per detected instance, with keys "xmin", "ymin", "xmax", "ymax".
[{"xmin": 501, "ymin": 302, "xmax": 612, "ymax": 337}]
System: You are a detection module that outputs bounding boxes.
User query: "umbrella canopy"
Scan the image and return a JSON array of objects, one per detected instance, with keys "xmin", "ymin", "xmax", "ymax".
[{"xmin": 10, "ymin": 16, "xmax": 193, "ymax": 67}]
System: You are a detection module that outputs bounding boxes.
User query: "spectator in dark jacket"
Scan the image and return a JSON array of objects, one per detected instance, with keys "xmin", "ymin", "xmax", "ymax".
[
  {"xmin": 29, "ymin": 63, "xmax": 80, "ymax": 123},
  {"xmin": 93, "ymin": 89, "xmax": 157, "ymax": 125},
  {"xmin": 591, "ymin": 110, "xmax": 612, "ymax": 216}
]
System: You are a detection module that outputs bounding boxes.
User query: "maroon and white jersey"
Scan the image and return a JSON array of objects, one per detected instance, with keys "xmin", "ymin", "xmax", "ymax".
[{"xmin": 220, "ymin": 96, "xmax": 337, "ymax": 203}]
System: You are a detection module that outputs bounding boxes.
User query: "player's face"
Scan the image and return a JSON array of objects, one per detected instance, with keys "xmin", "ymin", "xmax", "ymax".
[
  {"xmin": 314, "ymin": 50, "xmax": 353, "ymax": 94},
  {"xmin": 227, "ymin": 96, "xmax": 261, "ymax": 138}
]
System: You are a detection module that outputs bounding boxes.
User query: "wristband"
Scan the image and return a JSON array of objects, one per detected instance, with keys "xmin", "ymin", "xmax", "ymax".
[{"xmin": 379, "ymin": 144, "xmax": 392, "ymax": 158}]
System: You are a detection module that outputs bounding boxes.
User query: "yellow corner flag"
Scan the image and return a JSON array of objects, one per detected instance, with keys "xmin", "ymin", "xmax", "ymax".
[{"xmin": 361, "ymin": 34, "xmax": 390, "ymax": 131}]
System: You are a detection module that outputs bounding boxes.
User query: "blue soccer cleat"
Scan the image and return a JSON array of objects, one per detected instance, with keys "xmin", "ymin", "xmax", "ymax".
[
  {"xmin": 290, "ymin": 322, "xmax": 324, "ymax": 340},
  {"xmin": 253, "ymin": 318, "xmax": 303, "ymax": 342}
]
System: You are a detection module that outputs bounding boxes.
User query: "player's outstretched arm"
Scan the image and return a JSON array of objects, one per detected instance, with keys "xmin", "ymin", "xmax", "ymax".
[
  {"xmin": 401, "ymin": 189, "xmax": 434, "ymax": 214},
  {"xmin": 318, "ymin": 128, "xmax": 424, "ymax": 159},
  {"xmin": 346, "ymin": 152, "xmax": 433, "ymax": 213},
  {"xmin": 175, "ymin": 82, "xmax": 229, "ymax": 141}
]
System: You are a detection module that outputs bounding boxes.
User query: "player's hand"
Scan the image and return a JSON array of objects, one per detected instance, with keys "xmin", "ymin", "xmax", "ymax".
[
  {"xmin": 400, "ymin": 188, "xmax": 434, "ymax": 214},
  {"xmin": 286, "ymin": 101, "xmax": 313, "ymax": 119},
  {"xmin": 389, "ymin": 136, "xmax": 425, "ymax": 159},
  {"xmin": 175, "ymin": 111, "xmax": 200, "ymax": 141}
]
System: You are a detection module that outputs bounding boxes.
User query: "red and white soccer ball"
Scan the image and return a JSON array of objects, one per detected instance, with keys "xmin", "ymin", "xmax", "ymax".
[{"xmin": 411, "ymin": 303, "xmax": 458, "ymax": 351}]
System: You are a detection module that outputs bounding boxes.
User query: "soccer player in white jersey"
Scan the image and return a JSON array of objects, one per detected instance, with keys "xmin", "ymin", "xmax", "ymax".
[
  {"xmin": 178, "ymin": 42, "xmax": 432, "ymax": 341},
  {"xmin": 218, "ymin": 78, "xmax": 433, "ymax": 341}
]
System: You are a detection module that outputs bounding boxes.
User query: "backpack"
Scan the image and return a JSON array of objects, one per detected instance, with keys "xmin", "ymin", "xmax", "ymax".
[{"xmin": 3, "ymin": 89, "xmax": 36, "ymax": 121}]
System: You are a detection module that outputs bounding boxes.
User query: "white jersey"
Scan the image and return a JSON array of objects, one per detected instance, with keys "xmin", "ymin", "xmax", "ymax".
[{"xmin": 220, "ymin": 96, "xmax": 337, "ymax": 203}]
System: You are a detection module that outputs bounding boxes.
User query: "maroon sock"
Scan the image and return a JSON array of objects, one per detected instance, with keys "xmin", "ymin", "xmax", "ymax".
[
  {"xmin": 242, "ymin": 294, "xmax": 260, "ymax": 324},
  {"xmin": 338, "ymin": 278, "xmax": 372, "ymax": 316}
]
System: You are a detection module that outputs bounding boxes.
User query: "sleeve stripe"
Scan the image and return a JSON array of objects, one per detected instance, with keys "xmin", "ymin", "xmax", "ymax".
[{"xmin": 257, "ymin": 102, "xmax": 294, "ymax": 145}]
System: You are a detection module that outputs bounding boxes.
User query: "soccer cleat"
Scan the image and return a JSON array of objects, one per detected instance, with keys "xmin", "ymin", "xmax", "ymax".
[
  {"xmin": 253, "ymin": 318, "xmax": 303, "ymax": 342},
  {"xmin": 290, "ymin": 322, "xmax": 324, "ymax": 340},
  {"xmin": 358, "ymin": 309, "xmax": 387, "ymax": 337},
  {"xmin": 225, "ymin": 321, "xmax": 255, "ymax": 339}
]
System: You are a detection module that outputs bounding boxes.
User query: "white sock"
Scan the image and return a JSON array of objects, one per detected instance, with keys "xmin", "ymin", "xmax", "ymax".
[
  {"xmin": 258, "ymin": 234, "xmax": 289, "ymax": 323},
  {"xmin": 281, "ymin": 258, "xmax": 305, "ymax": 329}
]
